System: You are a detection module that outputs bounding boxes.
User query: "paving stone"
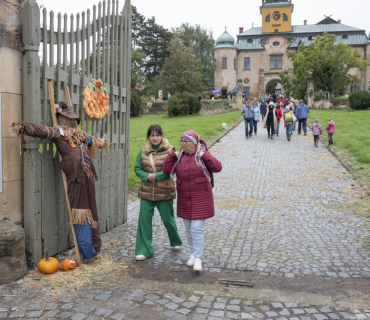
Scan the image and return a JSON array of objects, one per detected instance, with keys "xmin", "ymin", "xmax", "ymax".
[
  {"xmin": 0, "ymin": 313, "xmax": 6, "ymax": 319},
  {"xmin": 177, "ymin": 308, "xmax": 191, "ymax": 315},
  {"xmin": 328, "ymin": 313, "xmax": 340, "ymax": 319},
  {"xmin": 293, "ymin": 309, "xmax": 305, "ymax": 315},
  {"xmin": 314, "ymin": 314, "xmax": 328, "ymax": 320},
  {"xmin": 300, "ymin": 317, "xmax": 312, "ymax": 320},
  {"xmin": 143, "ymin": 300, "xmax": 155, "ymax": 305},
  {"xmin": 241, "ymin": 314, "xmax": 254, "ymax": 320},
  {"xmin": 131, "ymin": 290, "xmax": 145, "ymax": 297},
  {"xmin": 28, "ymin": 311, "xmax": 43, "ymax": 318},
  {"xmin": 277, "ymin": 318, "xmax": 288, "ymax": 320},
  {"xmin": 227, "ymin": 305, "xmax": 240, "ymax": 312},
  {"xmin": 164, "ymin": 293, "xmax": 177, "ymax": 299},
  {"xmin": 305, "ymin": 308, "xmax": 319, "ymax": 314},
  {"xmin": 210, "ymin": 310, "xmax": 225, "ymax": 317},
  {"xmin": 192, "ymin": 314, "xmax": 206, "ymax": 320},
  {"xmin": 163, "ymin": 310, "xmax": 177, "ymax": 317},
  {"xmin": 272, "ymin": 303, "xmax": 285, "ymax": 309},
  {"xmin": 164, "ymin": 302, "xmax": 179, "ymax": 310},
  {"xmin": 75, "ymin": 305, "xmax": 95, "ymax": 314},
  {"xmin": 182, "ymin": 301, "xmax": 196, "ymax": 308},
  {"xmin": 244, "ymin": 307, "xmax": 257, "ymax": 312},
  {"xmin": 156, "ymin": 299, "xmax": 170, "ymax": 305},
  {"xmin": 260, "ymin": 305, "xmax": 270, "ymax": 311},
  {"xmin": 95, "ymin": 308, "xmax": 113, "ymax": 317},
  {"xmin": 214, "ymin": 302, "xmax": 225, "ymax": 309},
  {"xmin": 280, "ymin": 310, "xmax": 291, "ymax": 316},
  {"xmin": 229, "ymin": 299, "xmax": 241, "ymax": 305},
  {"xmin": 189, "ymin": 296, "xmax": 200, "ymax": 303},
  {"xmin": 95, "ymin": 294, "xmax": 111, "ymax": 301},
  {"xmin": 199, "ymin": 301, "xmax": 212, "ymax": 308},
  {"xmin": 285, "ymin": 303, "xmax": 299, "ymax": 308},
  {"xmin": 174, "ymin": 315, "xmax": 187, "ymax": 320},
  {"xmin": 355, "ymin": 315, "xmax": 367, "ymax": 320},
  {"xmin": 110, "ymin": 313, "xmax": 125, "ymax": 320},
  {"xmin": 320, "ymin": 307, "xmax": 332, "ymax": 313},
  {"xmin": 217, "ymin": 298, "xmax": 228, "ymax": 303},
  {"xmin": 172, "ymin": 297, "xmax": 186, "ymax": 304},
  {"xmin": 267, "ymin": 311, "xmax": 278, "ymax": 317},
  {"xmin": 145, "ymin": 294, "xmax": 159, "ymax": 301},
  {"xmin": 251, "ymin": 312, "xmax": 265, "ymax": 318},
  {"xmin": 43, "ymin": 311, "xmax": 57, "ymax": 318},
  {"xmin": 351, "ymin": 309, "xmax": 361, "ymax": 314},
  {"xmin": 27, "ymin": 304, "xmax": 42, "ymax": 311},
  {"xmin": 196, "ymin": 308, "xmax": 209, "ymax": 314},
  {"xmin": 340, "ymin": 312, "xmax": 356, "ymax": 319},
  {"xmin": 61, "ymin": 297, "xmax": 73, "ymax": 303},
  {"xmin": 202, "ymin": 296, "xmax": 215, "ymax": 302},
  {"xmin": 60, "ymin": 312, "xmax": 72, "ymax": 319},
  {"xmin": 226, "ymin": 312, "xmax": 239, "ymax": 319},
  {"xmin": 45, "ymin": 303, "xmax": 58, "ymax": 311},
  {"xmin": 61, "ymin": 304, "xmax": 74, "ymax": 310},
  {"xmin": 71, "ymin": 313, "xmax": 87, "ymax": 320}
]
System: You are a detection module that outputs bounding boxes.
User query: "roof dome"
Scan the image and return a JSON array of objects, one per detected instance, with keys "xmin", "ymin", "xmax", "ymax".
[{"xmin": 215, "ymin": 27, "xmax": 236, "ymax": 49}]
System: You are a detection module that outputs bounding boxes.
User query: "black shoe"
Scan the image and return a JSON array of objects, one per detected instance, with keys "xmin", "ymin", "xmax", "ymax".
[
  {"xmin": 268, "ymin": 134, "xmax": 270, "ymax": 138},
  {"xmin": 277, "ymin": 134, "xmax": 279, "ymax": 137},
  {"xmin": 271, "ymin": 136, "xmax": 273, "ymax": 140}
]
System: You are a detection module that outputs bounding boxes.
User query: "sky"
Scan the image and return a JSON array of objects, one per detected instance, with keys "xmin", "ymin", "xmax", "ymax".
[{"xmin": 43, "ymin": 0, "xmax": 370, "ymax": 40}]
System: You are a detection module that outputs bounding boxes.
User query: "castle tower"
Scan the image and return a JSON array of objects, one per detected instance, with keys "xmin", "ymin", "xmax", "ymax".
[
  {"xmin": 261, "ymin": 0, "xmax": 294, "ymax": 33},
  {"xmin": 214, "ymin": 27, "xmax": 237, "ymax": 90}
]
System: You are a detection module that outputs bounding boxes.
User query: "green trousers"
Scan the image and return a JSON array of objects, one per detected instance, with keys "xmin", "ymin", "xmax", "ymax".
[{"xmin": 135, "ymin": 199, "xmax": 182, "ymax": 257}]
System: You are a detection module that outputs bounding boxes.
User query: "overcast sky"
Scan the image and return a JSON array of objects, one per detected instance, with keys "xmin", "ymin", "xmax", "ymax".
[{"xmin": 43, "ymin": 0, "xmax": 370, "ymax": 41}]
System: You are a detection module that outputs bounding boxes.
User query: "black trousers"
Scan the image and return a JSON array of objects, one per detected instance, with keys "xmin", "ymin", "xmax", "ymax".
[
  {"xmin": 314, "ymin": 135, "xmax": 319, "ymax": 144},
  {"xmin": 267, "ymin": 124, "xmax": 274, "ymax": 136},
  {"xmin": 298, "ymin": 118, "xmax": 307, "ymax": 134}
]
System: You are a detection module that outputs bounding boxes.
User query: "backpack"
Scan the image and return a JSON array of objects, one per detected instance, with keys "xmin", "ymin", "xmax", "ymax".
[{"xmin": 285, "ymin": 112, "xmax": 292, "ymax": 122}]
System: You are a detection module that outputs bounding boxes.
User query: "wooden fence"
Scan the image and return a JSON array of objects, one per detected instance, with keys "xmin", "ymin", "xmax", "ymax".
[{"xmin": 22, "ymin": 0, "xmax": 132, "ymax": 264}]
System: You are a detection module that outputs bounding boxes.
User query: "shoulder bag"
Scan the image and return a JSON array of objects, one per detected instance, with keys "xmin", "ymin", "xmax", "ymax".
[{"xmin": 149, "ymin": 153, "xmax": 174, "ymax": 189}]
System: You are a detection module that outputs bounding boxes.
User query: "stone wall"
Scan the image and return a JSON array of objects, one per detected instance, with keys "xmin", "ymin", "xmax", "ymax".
[
  {"xmin": 0, "ymin": 0, "xmax": 26, "ymax": 223},
  {"xmin": 200, "ymin": 100, "xmax": 231, "ymax": 115},
  {"xmin": 312, "ymin": 99, "xmax": 351, "ymax": 110}
]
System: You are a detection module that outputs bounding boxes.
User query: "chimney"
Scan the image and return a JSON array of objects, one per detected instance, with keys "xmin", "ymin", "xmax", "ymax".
[
  {"xmin": 338, "ymin": 19, "xmax": 341, "ymax": 24},
  {"xmin": 239, "ymin": 27, "xmax": 244, "ymax": 34},
  {"xmin": 304, "ymin": 20, "xmax": 307, "ymax": 25}
]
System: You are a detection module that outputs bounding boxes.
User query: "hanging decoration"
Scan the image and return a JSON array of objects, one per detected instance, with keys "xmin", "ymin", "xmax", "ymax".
[{"xmin": 82, "ymin": 78, "xmax": 109, "ymax": 119}]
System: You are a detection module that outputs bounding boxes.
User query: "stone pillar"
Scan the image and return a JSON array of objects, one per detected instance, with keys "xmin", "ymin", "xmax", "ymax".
[
  {"xmin": 258, "ymin": 69, "xmax": 265, "ymax": 97},
  {"xmin": 307, "ymin": 74, "xmax": 315, "ymax": 108},
  {"xmin": 0, "ymin": 219, "xmax": 28, "ymax": 284},
  {"xmin": 0, "ymin": 0, "xmax": 27, "ymax": 223},
  {"xmin": 236, "ymin": 79, "xmax": 243, "ymax": 110}
]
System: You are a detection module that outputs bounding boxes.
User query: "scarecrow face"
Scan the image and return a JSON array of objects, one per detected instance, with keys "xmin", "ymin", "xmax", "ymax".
[{"xmin": 58, "ymin": 115, "xmax": 78, "ymax": 129}]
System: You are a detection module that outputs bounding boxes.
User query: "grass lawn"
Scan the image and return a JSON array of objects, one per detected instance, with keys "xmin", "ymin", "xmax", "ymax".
[
  {"xmin": 308, "ymin": 110, "xmax": 370, "ymax": 217},
  {"xmin": 129, "ymin": 111, "xmax": 242, "ymax": 187}
]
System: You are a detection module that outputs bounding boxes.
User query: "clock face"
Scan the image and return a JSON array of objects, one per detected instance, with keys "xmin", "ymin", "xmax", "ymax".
[{"xmin": 272, "ymin": 12, "xmax": 281, "ymax": 21}]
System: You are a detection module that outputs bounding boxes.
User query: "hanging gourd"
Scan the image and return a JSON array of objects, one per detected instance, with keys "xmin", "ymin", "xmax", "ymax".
[
  {"xmin": 82, "ymin": 78, "xmax": 109, "ymax": 119},
  {"xmin": 37, "ymin": 250, "xmax": 60, "ymax": 274}
]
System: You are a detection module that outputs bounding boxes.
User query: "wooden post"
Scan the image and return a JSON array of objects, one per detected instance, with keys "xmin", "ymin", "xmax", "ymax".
[
  {"xmin": 47, "ymin": 82, "xmax": 82, "ymax": 266},
  {"xmin": 22, "ymin": 0, "xmax": 42, "ymax": 265}
]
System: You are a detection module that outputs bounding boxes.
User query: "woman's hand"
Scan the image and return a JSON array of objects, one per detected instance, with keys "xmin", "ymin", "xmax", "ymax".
[
  {"xmin": 147, "ymin": 173, "xmax": 157, "ymax": 182},
  {"xmin": 175, "ymin": 152, "xmax": 180, "ymax": 158},
  {"xmin": 199, "ymin": 150, "xmax": 205, "ymax": 158}
]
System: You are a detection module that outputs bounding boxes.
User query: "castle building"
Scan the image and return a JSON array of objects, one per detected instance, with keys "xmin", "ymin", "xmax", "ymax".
[{"xmin": 214, "ymin": 0, "xmax": 370, "ymax": 98}]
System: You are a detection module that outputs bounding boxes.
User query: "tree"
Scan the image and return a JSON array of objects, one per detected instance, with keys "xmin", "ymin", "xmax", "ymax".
[
  {"xmin": 131, "ymin": 49, "xmax": 146, "ymax": 87},
  {"xmin": 173, "ymin": 23, "xmax": 215, "ymax": 86},
  {"xmin": 162, "ymin": 37, "xmax": 203, "ymax": 94},
  {"xmin": 280, "ymin": 32, "xmax": 368, "ymax": 98}
]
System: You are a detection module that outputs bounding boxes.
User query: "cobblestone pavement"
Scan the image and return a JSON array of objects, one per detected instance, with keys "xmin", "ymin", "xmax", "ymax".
[
  {"xmin": 1, "ymin": 120, "xmax": 370, "ymax": 320},
  {"xmin": 100, "ymin": 121, "xmax": 370, "ymax": 279}
]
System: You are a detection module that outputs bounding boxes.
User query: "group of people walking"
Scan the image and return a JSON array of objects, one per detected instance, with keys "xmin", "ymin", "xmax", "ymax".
[
  {"xmin": 241, "ymin": 94, "xmax": 336, "ymax": 146},
  {"xmin": 241, "ymin": 96, "xmax": 311, "ymax": 141},
  {"xmin": 134, "ymin": 125, "xmax": 222, "ymax": 272}
]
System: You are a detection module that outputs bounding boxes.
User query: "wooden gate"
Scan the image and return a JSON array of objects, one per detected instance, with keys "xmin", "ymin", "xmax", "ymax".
[{"xmin": 22, "ymin": 0, "xmax": 132, "ymax": 264}]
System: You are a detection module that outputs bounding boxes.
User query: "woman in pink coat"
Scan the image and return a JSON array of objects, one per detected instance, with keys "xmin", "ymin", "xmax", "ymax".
[{"xmin": 163, "ymin": 131, "xmax": 222, "ymax": 272}]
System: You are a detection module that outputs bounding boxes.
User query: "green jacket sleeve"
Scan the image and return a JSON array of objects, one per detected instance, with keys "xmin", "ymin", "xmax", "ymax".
[
  {"xmin": 154, "ymin": 171, "xmax": 170, "ymax": 181},
  {"xmin": 134, "ymin": 148, "xmax": 149, "ymax": 182}
]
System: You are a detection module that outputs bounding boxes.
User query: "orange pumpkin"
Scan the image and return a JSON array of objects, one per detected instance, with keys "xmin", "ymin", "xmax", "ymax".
[
  {"xmin": 62, "ymin": 258, "xmax": 77, "ymax": 271},
  {"xmin": 37, "ymin": 250, "xmax": 60, "ymax": 274}
]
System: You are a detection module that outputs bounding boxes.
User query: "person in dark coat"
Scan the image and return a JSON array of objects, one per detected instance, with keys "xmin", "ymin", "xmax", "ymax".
[
  {"xmin": 163, "ymin": 131, "xmax": 222, "ymax": 272},
  {"xmin": 260, "ymin": 98, "xmax": 267, "ymax": 121},
  {"xmin": 262, "ymin": 102, "xmax": 277, "ymax": 140},
  {"xmin": 296, "ymin": 99, "xmax": 310, "ymax": 135},
  {"xmin": 12, "ymin": 103, "xmax": 108, "ymax": 259}
]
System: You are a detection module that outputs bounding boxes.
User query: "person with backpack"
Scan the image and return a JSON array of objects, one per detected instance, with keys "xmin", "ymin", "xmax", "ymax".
[
  {"xmin": 312, "ymin": 119, "xmax": 322, "ymax": 147},
  {"xmin": 275, "ymin": 102, "xmax": 283, "ymax": 137},
  {"xmin": 326, "ymin": 118, "xmax": 336, "ymax": 145},
  {"xmin": 284, "ymin": 106, "xmax": 294, "ymax": 141},
  {"xmin": 252, "ymin": 101, "xmax": 261, "ymax": 135}
]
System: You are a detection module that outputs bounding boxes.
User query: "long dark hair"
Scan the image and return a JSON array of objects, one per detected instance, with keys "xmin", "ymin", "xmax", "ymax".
[{"xmin": 147, "ymin": 124, "xmax": 163, "ymax": 140}]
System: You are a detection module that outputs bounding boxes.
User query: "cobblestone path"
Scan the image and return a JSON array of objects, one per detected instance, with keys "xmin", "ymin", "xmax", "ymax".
[{"xmin": 1, "ymin": 121, "xmax": 370, "ymax": 320}]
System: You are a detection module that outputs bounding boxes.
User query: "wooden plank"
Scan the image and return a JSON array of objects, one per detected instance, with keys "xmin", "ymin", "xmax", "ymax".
[
  {"xmin": 81, "ymin": 11, "xmax": 86, "ymax": 131},
  {"xmin": 56, "ymin": 13, "xmax": 62, "ymax": 102},
  {"xmin": 86, "ymin": 9, "xmax": 91, "ymax": 135},
  {"xmin": 48, "ymin": 82, "xmax": 82, "ymax": 265},
  {"xmin": 49, "ymin": 11, "xmax": 55, "ymax": 127},
  {"xmin": 69, "ymin": 13, "xmax": 74, "ymax": 111},
  {"xmin": 97, "ymin": 2, "xmax": 101, "ymax": 81},
  {"xmin": 76, "ymin": 13, "xmax": 80, "ymax": 118},
  {"xmin": 42, "ymin": 8, "xmax": 47, "ymax": 130}
]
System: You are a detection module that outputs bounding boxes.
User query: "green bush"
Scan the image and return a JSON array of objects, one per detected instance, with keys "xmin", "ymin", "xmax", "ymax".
[
  {"xmin": 167, "ymin": 92, "xmax": 202, "ymax": 117},
  {"xmin": 349, "ymin": 91, "xmax": 370, "ymax": 110},
  {"xmin": 130, "ymin": 90, "xmax": 142, "ymax": 117}
]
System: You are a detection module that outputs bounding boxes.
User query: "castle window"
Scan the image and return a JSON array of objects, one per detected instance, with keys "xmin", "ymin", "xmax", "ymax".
[
  {"xmin": 342, "ymin": 34, "xmax": 348, "ymax": 39},
  {"xmin": 243, "ymin": 87, "xmax": 250, "ymax": 99},
  {"xmin": 244, "ymin": 57, "xmax": 250, "ymax": 70},
  {"xmin": 270, "ymin": 55, "xmax": 283, "ymax": 69},
  {"xmin": 234, "ymin": 58, "xmax": 237, "ymax": 70},
  {"xmin": 308, "ymin": 36, "xmax": 314, "ymax": 41},
  {"xmin": 283, "ymin": 13, "xmax": 288, "ymax": 21},
  {"xmin": 273, "ymin": 42, "xmax": 280, "ymax": 46},
  {"xmin": 222, "ymin": 58, "xmax": 227, "ymax": 69},
  {"xmin": 213, "ymin": 58, "xmax": 216, "ymax": 70},
  {"xmin": 247, "ymin": 38, "xmax": 253, "ymax": 44},
  {"xmin": 265, "ymin": 14, "xmax": 270, "ymax": 22}
]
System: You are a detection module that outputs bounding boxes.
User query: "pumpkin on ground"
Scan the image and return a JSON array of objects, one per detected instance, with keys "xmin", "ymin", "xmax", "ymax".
[
  {"xmin": 37, "ymin": 250, "xmax": 60, "ymax": 274},
  {"xmin": 62, "ymin": 258, "xmax": 77, "ymax": 271}
]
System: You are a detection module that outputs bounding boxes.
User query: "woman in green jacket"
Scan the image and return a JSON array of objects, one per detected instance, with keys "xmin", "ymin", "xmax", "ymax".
[{"xmin": 134, "ymin": 124, "xmax": 182, "ymax": 260}]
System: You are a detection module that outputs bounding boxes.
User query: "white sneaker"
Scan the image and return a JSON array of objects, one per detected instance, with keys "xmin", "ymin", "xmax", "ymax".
[
  {"xmin": 135, "ymin": 255, "xmax": 147, "ymax": 261},
  {"xmin": 187, "ymin": 253, "xmax": 195, "ymax": 266},
  {"xmin": 193, "ymin": 258, "xmax": 202, "ymax": 271},
  {"xmin": 172, "ymin": 246, "xmax": 181, "ymax": 251}
]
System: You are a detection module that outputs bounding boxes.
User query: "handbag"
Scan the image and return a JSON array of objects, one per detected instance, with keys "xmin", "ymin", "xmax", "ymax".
[
  {"xmin": 292, "ymin": 112, "xmax": 297, "ymax": 122},
  {"xmin": 149, "ymin": 153, "xmax": 174, "ymax": 189}
]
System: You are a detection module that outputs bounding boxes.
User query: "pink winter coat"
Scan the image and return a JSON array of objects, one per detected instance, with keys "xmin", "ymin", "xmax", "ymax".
[
  {"xmin": 163, "ymin": 142, "xmax": 222, "ymax": 220},
  {"xmin": 312, "ymin": 123, "xmax": 322, "ymax": 135},
  {"xmin": 326, "ymin": 121, "xmax": 335, "ymax": 133}
]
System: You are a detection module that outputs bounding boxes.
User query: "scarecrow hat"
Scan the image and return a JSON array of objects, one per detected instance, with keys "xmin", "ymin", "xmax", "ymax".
[{"xmin": 56, "ymin": 102, "xmax": 80, "ymax": 124}]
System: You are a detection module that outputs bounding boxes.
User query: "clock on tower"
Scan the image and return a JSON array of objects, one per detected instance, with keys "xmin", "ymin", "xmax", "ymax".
[{"xmin": 261, "ymin": 0, "xmax": 294, "ymax": 33}]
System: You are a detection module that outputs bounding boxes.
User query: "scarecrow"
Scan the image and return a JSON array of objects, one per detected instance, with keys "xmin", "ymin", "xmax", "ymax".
[{"xmin": 12, "ymin": 102, "xmax": 108, "ymax": 260}]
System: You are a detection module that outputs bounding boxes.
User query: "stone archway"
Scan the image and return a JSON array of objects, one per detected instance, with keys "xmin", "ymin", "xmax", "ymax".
[{"xmin": 266, "ymin": 78, "xmax": 284, "ymax": 95}]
